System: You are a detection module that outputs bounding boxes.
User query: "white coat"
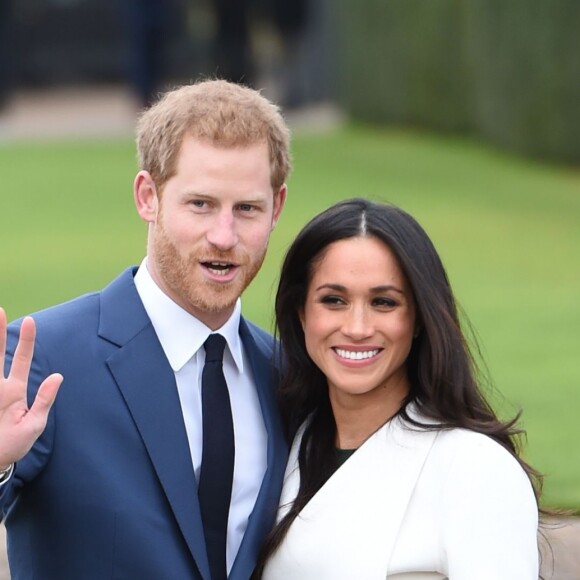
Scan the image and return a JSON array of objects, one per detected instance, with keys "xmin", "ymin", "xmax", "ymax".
[{"xmin": 263, "ymin": 406, "xmax": 538, "ymax": 579}]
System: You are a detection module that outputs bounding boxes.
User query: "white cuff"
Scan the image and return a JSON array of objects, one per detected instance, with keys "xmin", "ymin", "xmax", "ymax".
[{"xmin": 0, "ymin": 464, "xmax": 14, "ymax": 485}]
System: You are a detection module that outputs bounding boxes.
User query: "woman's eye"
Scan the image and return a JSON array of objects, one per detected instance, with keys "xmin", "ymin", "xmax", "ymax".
[
  {"xmin": 320, "ymin": 295, "xmax": 345, "ymax": 306},
  {"xmin": 373, "ymin": 297, "xmax": 397, "ymax": 308}
]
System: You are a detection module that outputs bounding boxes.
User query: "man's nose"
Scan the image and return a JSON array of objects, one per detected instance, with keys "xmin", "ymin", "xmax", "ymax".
[{"xmin": 206, "ymin": 211, "xmax": 239, "ymax": 251}]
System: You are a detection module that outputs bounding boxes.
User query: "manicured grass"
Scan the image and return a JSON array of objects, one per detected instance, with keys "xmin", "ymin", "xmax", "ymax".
[{"xmin": 1, "ymin": 126, "xmax": 579, "ymax": 509}]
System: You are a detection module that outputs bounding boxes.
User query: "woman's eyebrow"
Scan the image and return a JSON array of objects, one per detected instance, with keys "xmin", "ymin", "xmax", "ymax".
[{"xmin": 314, "ymin": 283, "xmax": 405, "ymax": 294}]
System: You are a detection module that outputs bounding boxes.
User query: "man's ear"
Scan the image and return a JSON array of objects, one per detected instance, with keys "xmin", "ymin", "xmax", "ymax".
[
  {"xmin": 271, "ymin": 183, "xmax": 287, "ymax": 229},
  {"xmin": 134, "ymin": 171, "xmax": 159, "ymax": 223}
]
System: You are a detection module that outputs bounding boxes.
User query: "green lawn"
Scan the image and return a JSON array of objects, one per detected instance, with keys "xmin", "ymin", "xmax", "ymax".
[{"xmin": 1, "ymin": 126, "xmax": 579, "ymax": 510}]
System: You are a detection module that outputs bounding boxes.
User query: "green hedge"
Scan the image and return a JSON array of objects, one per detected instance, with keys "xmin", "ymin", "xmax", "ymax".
[{"xmin": 336, "ymin": 0, "xmax": 580, "ymax": 163}]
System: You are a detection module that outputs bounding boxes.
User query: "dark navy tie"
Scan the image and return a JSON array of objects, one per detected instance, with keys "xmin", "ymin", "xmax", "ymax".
[{"xmin": 198, "ymin": 334, "xmax": 235, "ymax": 580}]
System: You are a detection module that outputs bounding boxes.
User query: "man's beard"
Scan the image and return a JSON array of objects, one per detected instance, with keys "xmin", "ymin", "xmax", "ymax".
[{"xmin": 153, "ymin": 223, "xmax": 266, "ymax": 316}]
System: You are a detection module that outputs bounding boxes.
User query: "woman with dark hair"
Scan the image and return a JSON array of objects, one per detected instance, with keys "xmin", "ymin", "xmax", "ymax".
[{"xmin": 258, "ymin": 199, "xmax": 540, "ymax": 579}]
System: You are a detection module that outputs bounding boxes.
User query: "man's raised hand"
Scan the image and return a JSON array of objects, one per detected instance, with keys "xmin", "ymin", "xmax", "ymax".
[{"xmin": 0, "ymin": 308, "xmax": 63, "ymax": 469}]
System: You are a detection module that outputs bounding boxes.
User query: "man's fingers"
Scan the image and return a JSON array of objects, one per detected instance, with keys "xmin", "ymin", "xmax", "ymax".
[
  {"xmin": 9, "ymin": 317, "xmax": 37, "ymax": 384},
  {"xmin": 0, "ymin": 374, "xmax": 62, "ymax": 466},
  {"xmin": 30, "ymin": 373, "xmax": 63, "ymax": 418}
]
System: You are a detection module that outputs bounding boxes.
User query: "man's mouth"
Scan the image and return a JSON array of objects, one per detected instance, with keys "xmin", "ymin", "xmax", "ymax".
[{"xmin": 202, "ymin": 261, "xmax": 236, "ymax": 277}]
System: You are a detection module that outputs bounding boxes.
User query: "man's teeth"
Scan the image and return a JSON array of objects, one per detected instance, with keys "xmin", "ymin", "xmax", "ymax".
[
  {"xmin": 207, "ymin": 262, "xmax": 232, "ymax": 276},
  {"xmin": 334, "ymin": 348, "xmax": 379, "ymax": 360}
]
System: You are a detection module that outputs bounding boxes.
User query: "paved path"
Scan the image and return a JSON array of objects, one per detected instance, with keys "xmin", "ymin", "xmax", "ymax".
[
  {"xmin": 0, "ymin": 85, "xmax": 344, "ymax": 142},
  {"xmin": 0, "ymin": 85, "xmax": 140, "ymax": 141},
  {"xmin": 539, "ymin": 517, "xmax": 580, "ymax": 579}
]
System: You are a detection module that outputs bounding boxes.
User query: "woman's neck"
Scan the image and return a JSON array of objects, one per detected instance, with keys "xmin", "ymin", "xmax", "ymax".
[{"xmin": 330, "ymin": 379, "xmax": 408, "ymax": 449}]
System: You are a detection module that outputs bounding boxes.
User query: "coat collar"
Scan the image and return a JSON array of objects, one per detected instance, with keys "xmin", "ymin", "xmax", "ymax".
[{"xmin": 274, "ymin": 407, "xmax": 439, "ymax": 579}]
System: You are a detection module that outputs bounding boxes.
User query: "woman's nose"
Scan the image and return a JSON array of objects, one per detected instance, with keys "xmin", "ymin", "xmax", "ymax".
[{"xmin": 342, "ymin": 306, "xmax": 373, "ymax": 340}]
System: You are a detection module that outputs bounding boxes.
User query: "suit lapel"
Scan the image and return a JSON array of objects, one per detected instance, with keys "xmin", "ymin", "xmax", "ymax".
[
  {"xmin": 98, "ymin": 272, "xmax": 286, "ymax": 580},
  {"xmin": 229, "ymin": 320, "xmax": 287, "ymax": 580},
  {"xmin": 99, "ymin": 268, "xmax": 211, "ymax": 580}
]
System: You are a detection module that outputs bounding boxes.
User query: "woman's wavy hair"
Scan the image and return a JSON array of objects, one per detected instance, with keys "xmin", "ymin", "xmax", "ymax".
[{"xmin": 255, "ymin": 198, "xmax": 542, "ymax": 575}]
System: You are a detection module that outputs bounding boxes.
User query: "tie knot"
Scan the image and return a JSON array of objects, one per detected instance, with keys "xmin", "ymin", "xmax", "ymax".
[{"xmin": 204, "ymin": 334, "xmax": 227, "ymax": 362}]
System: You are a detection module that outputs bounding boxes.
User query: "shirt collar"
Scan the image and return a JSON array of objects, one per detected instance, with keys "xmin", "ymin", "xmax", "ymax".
[{"xmin": 134, "ymin": 258, "xmax": 244, "ymax": 373}]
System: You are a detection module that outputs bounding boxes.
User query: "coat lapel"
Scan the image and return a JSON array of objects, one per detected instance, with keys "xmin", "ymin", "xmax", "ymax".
[
  {"xmin": 277, "ymin": 414, "xmax": 438, "ymax": 579},
  {"xmin": 99, "ymin": 268, "xmax": 211, "ymax": 580}
]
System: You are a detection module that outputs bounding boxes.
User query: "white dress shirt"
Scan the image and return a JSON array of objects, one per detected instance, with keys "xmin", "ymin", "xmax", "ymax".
[{"xmin": 134, "ymin": 258, "xmax": 268, "ymax": 572}]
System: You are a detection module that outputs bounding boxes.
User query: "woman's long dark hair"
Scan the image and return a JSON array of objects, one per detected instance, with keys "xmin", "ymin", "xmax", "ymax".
[{"xmin": 255, "ymin": 198, "xmax": 542, "ymax": 574}]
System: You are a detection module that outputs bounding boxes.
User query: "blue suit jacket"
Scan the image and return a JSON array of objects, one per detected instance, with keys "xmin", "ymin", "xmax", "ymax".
[{"xmin": 0, "ymin": 268, "xmax": 288, "ymax": 580}]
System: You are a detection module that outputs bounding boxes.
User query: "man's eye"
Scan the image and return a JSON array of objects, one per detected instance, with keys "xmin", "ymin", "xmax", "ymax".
[{"xmin": 238, "ymin": 204, "xmax": 255, "ymax": 212}]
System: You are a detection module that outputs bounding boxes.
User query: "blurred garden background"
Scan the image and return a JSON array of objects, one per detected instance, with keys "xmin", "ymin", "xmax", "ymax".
[{"xmin": 1, "ymin": 0, "xmax": 579, "ymax": 521}]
